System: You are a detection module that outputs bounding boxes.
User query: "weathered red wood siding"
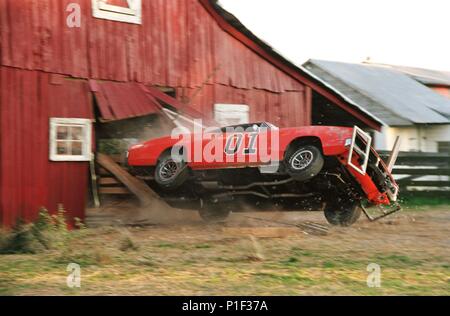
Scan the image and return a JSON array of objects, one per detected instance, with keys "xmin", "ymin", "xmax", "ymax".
[
  {"xmin": 0, "ymin": 0, "xmax": 334, "ymax": 226},
  {"xmin": 0, "ymin": 66, "xmax": 92, "ymax": 227},
  {"xmin": 178, "ymin": 85, "xmax": 309, "ymax": 128},
  {"xmin": 0, "ymin": 0, "xmax": 309, "ymax": 127}
]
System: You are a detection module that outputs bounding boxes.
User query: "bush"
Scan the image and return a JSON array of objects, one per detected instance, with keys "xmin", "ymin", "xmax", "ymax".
[
  {"xmin": 98, "ymin": 139, "xmax": 130, "ymax": 155},
  {"xmin": 0, "ymin": 218, "xmax": 43, "ymax": 254},
  {"xmin": 0, "ymin": 205, "xmax": 84, "ymax": 254}
]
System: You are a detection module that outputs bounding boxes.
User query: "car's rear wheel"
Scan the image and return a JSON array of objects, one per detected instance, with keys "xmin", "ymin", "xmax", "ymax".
[
  {"xmin": 154, "ymin": 151, "xmax": 189, "ymax": 189},
  {"xmin": 324, "ymin": 200, "xmax": 362, "ymax": 226},
  {"xmin": 285, "ymin": 145, "xmax": 324, "ymax": 182},
  {"xmin": 198, "ymin": 202, "xmax": 231, "ymax": 223}
]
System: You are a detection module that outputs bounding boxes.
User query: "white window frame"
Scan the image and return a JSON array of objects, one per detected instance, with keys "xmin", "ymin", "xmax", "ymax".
[
  {"xmin": 49, "ymin": 118, "xmax": 92, "ymax": 162},
  {"xmin": 92, "ymin": 0, "xmax": 142, "ymax": 24},
  {"xmin": 214, "ymin": 104, "xmax": 250, "ymax": 127}
]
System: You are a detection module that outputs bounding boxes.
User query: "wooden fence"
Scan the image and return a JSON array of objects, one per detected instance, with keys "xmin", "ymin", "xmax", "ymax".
[{"xmin": 379, "ymin": 151, "xmax": 450, "ymax": 193}]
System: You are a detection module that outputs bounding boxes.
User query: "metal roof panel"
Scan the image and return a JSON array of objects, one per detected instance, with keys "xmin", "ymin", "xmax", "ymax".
[{"xmin": 305, "ymin": 60, "xmax": 450, "ymax": 125}]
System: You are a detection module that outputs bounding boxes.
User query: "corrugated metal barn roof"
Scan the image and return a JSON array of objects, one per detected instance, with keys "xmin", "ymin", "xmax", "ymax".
[
  {"xmin": 304, "ymin": 59, "xmax": 450, "ymax": 126},
  {"xmin": 89, "ymin": 80, "xmax": 218, "ymax": 125},
  {"xmin": 89, "ymin": 80, "xmax": 161, "ymax": 121},
  {"xmin": 373, "ymin": 64, "xmax": 450, "ymax": 87}
]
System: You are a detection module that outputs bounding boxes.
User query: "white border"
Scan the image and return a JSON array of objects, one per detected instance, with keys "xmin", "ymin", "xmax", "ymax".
[
  {"xmin": 92, "ymin": 0, "xmax": 142, "ymax": 25},
  {"xmin": 49, "ymin": 118, "xmax": 92, "ymax": 162}
]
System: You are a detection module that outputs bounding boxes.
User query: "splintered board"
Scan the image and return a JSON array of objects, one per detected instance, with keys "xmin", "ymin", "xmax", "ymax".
[{"xmin": 96, "ymin": 153, "xmax": 166, "ymax": 208}]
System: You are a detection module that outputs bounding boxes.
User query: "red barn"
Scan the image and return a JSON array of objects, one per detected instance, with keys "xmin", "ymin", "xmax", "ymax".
[{"xmin": 0, "ymin": 0, "xmax": 381, "ymax": 227}]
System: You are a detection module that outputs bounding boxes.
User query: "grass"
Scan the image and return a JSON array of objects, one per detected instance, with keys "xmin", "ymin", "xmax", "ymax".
[
  {"xmin": 399, "ymin": 194, "xmax": 450, "ymax": 209},
  {"xmin": 0, "ymin": 238, "xmax": 447, "ymax": 295},
  {"xmin": 0, "ymin": 209, "xmax": 449, "ymax": 295}
]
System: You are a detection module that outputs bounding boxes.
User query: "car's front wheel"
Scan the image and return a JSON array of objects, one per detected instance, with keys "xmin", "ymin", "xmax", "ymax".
[
  {"xmin": 285, "ymin": 145, "xmax": 324, "ymax": 182},
  {"xmin": 324, "ymin": 200, "xmax": 362, "ymax": 226},
  {"xmin": 154, "ymin": 151, "xmax": 189, "ymax": 189}
]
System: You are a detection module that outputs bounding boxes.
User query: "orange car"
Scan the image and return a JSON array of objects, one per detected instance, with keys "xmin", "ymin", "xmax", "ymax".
[{"xmin": 128, "ymin": 123, "xmax": 400, "ymax": 226}]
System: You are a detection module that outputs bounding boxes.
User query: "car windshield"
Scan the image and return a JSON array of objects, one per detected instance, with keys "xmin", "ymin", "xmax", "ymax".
[{"xmin": 207, "ymin": 122, "xmax": 277, "ymax": 133}]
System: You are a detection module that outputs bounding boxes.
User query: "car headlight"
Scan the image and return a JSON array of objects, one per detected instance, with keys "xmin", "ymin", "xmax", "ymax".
[
  {"xmin": 130, "ymin": 144, "xmax": 144, "ymax": 150},
  {"xmin": 344, "ymin": 138, "xmax": 352, "ymax": 147}
]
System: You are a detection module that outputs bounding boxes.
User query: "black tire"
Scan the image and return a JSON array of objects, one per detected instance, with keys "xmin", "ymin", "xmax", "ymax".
[
  {"xmin": 154, "ymin": 151, "xmax": 189, "ymax": 189},
  {"xmin": 198, "ymin": 202, "xmax": 231, "ymax": 223},
  {"xmin": 324, "ymin": 201, "xmax": 362, "ymax": 227},
  {"xmin": 285, "ymin": 145, "xmax": 324, "ymax": 182}
]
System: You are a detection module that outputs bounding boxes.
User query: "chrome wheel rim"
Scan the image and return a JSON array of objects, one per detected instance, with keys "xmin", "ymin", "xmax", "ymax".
[
  {"xmin": 291, "ymin": 150, "xmax": 314, "ymax": 170},
  {"xmin": 159, "ymin": 159, "xmax": 178, "ymax": 180}
]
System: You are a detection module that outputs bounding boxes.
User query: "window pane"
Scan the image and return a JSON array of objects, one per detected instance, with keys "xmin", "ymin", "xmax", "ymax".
[
  {"xmin": 50, "ymin": 118, "xmax": 92, "ymax": 161},
  {"xmin": 56, "ymin": 126, "xmax": 69, "ymax": 140},
  {"xmin": 57, "ymin": 141, "xmax": 70, "ymax": 155},
  {"xmin": 71, "ymin": 142, "xmax": 83, "ymax": 155},
  {"xmin": 71, "ymin": 126, "xmax": 83, "ymax": 140}
]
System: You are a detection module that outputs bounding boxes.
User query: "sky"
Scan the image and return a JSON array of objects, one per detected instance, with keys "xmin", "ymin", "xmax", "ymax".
[{"xmin": 219, "ymin": 0, "xmax": 450, "ymax": 71}]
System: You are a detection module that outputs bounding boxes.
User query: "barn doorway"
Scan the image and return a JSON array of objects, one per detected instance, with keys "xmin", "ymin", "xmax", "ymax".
[{"xmin": 311, "ymin": 91, "xmax": 369, "ymax": 129}]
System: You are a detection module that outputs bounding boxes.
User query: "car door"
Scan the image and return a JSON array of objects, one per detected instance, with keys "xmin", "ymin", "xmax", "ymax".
[
  {"xmin": 221, "ymin": 124, "xmax": 269, "ymax": 168},
  {"xmin": 188, "ymin": 124, "xmax": 272, "ymax": 170}
]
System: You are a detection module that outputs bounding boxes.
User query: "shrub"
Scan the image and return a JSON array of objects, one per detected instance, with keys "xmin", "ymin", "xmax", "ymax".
[
  {"xmin": 0, "ymin": 218, "xmax": 43, "ymax": 254},
  {"xmin": 0, "ymin": 205, "xmax": 83, "ymax": 254},
  {"xmin": 98, "ymin": 139, "xmax": 129, "ymax": 155}
]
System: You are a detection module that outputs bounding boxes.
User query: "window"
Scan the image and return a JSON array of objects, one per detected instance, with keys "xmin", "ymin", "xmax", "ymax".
[
  {"xmin": 214, "ymin": 104, "xmax": 250, "ymax": 127},
  {"xmin": 50, "ymin": 118, "xmax": 92, "ymax": 161},
  {"xmin": 92, "ymin": 0, "xmax": 142, "ymax": 24}
]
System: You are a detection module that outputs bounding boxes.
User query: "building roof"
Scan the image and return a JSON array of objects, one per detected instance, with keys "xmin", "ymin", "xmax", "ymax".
[
  {"xmin": 303, "ymin": 59, "xmax": 450, "ymax": 126},
  {"xmin": 89, "ymin": 80, "xmax": 218, "ymax": 126},
  {"xmin": 367, "ymin": 63, "xmax": 450, "ymax": 87},
  {"xmin": 204, "ymin": 0, "xmax": 384, "ymax": 130}
]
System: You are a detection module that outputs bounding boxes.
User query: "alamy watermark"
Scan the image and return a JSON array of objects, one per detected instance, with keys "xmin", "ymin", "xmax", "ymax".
[
  {"xmin": 66, "ymin": 3, "xmax": 81, "ymax": 28},
  {"xmin": 169, "ymin": 120, "xmax": 281, "ymax": 173},
  {"xmin": 66, "ymin": 263, "xmax": 81, "ymax": 288},
  {"xmin": 366, "ymin": 263, "xmax": 381, "ymax": 288}
]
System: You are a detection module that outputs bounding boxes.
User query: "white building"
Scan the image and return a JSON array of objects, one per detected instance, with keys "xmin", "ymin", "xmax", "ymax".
[{"xmin": 303, "ymin": 59, "xmax": 450, "ymax": 153}]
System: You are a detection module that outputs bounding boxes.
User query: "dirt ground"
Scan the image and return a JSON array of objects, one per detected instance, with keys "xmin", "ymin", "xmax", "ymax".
[{"xmin": 0, "ymin": 206, "xmax": 449, "ymax": 295}]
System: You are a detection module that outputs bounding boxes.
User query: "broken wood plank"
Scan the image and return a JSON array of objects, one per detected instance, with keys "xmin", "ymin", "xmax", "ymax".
[
  {"xmin": 96, "ymin": 153, "xmax": 167, "ymax": 207},
  {"xmin": 109, "ymin": 154, "xmax": 125, "ymax": 164},
  {"xmin": 136, "ymin": 175, "xmax": 155, "ymax": 181},
  {"xmin": 99, "ymin": 187, "xmax": 130, "ymax": 194},
  {"xmin": 99, "ymin": 177, "xmax": 121, "ymax": 185},
  {"xmin": 98, "ymin": 167, "xmax": 110, "ymax": 175},
  {"xmin": 90, "ymin": 155, "xmax": 100, "ymax": 208}
]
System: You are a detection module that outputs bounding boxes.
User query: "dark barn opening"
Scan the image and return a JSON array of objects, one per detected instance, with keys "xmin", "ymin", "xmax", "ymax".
[{"xmin": 312, "ymin": 91, "xmax": 367, "ymax": 128}]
